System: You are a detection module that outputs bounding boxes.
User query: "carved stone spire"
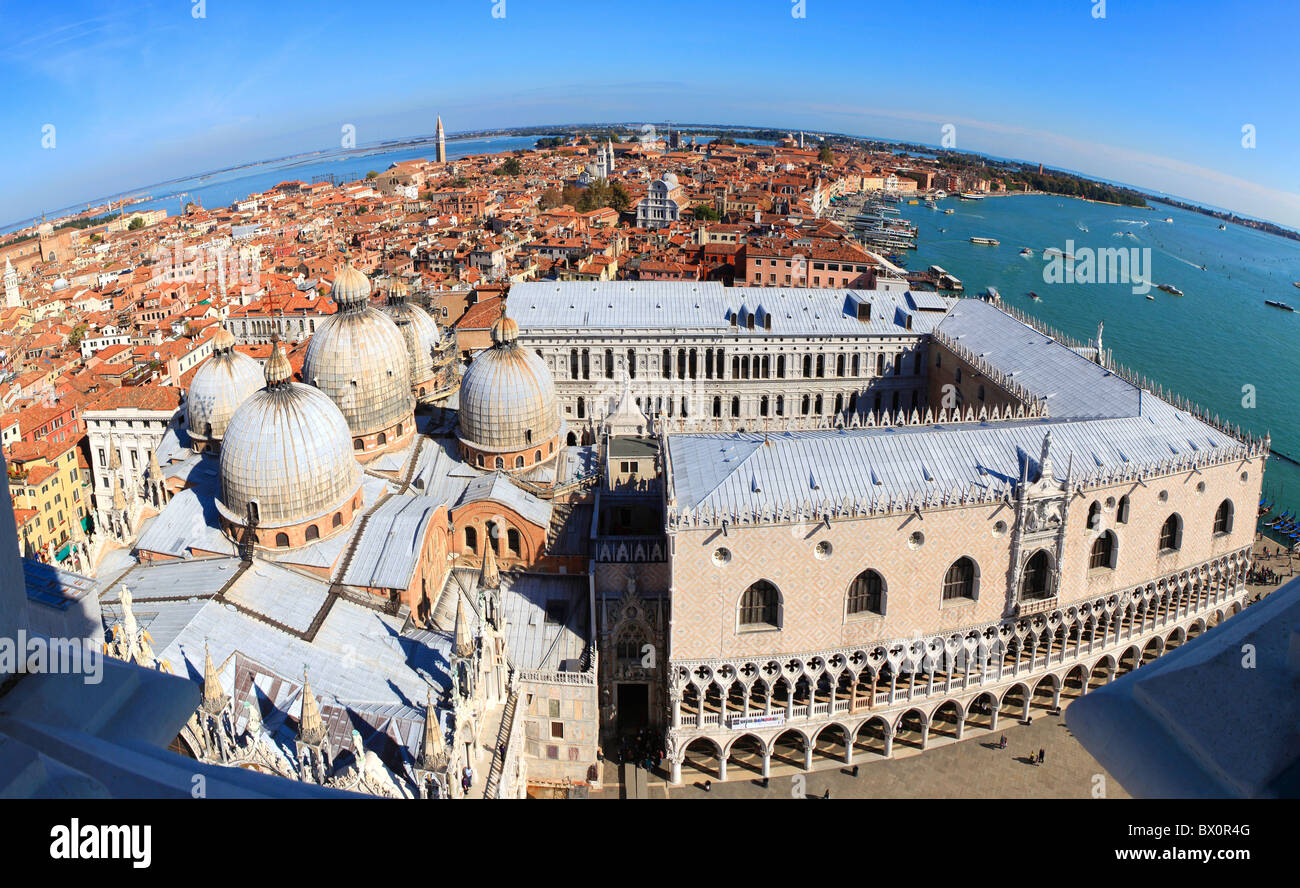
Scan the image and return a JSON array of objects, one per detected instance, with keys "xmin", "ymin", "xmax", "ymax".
[
  {"xmin": 298, "ymin": 670, "xmax": 327, "ymax": 746},
  {"xmin": 479, "ymin": 538, "xmax": 500, "ymax": 590},
  {"xmin": 453, "ymin": 594, "xmax": 474, "ymax": 658},
  {"xmin": 418, "ymin": 689, "xmax": 447, "ymax": 771},
  {"xmin": 201, "ymin": 643, "xmax": 229, "ymax": 715}
]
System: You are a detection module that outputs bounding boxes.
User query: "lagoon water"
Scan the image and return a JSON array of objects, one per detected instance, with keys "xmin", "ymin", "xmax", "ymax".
[{"xmin": 897, "ymin": 194, "xmax": 1300, "ymax": 525}]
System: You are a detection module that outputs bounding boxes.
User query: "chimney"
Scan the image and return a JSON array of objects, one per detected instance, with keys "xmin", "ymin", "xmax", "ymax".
[{"xmin": 905, "ymin": 313, "xmax": 913, "ymax": 330}]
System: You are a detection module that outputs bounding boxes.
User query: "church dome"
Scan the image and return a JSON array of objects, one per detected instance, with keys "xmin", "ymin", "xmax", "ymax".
[
  {"xmin": 303, "ymin": 263, "xmax": 414, "ymax": 449},
  {"xmin": 187, "ymin": 328, "xmax": 263, "ymax": 448},
  {"xmin": 218, "ymin": 344, "xmax": 362, "ymax": 536},
  {"xmin": 458, "ymin": 310, "xmax": 561, "ymax": 469},
  {"xmin": 379, "ymin": 280, "xmax": 442, "ymax": 389}
]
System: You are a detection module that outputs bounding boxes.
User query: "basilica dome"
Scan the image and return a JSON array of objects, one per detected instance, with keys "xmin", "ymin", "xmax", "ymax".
[
  {"xmin": 379, "ymin": 280, "xmax": 442, "ymax": 398},
  {"xmin": 303, "ymin": 262, "xmax": 415, "ymax": 456},
  {"xmin": 187, "ymin": 327, "xmax": 263, "ymax": 451},
  {"xmin": 457, "ymin": 310, "xmax": 562, "ymax": 472},
  {"xmin": 218, "ymin": 344, "xmax": 363, "ymax": 545}
]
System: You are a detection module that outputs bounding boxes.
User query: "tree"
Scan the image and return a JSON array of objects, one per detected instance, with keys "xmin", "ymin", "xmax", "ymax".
[
  {"xmin": 539, "ymin": 188, "xmax": 562, "ymax": 210},
  {"xmin": 366, "ymin": 170, "xmax": 380, "ymax": 179},
  {"xmin": 67, "ymin": 324, "xmax": 87, "ymax": 348},
  {"xmin": 493, "ymin": 157, "xmax": 522, "ymax": 176},
  {"xmin": 691, "ymin": 204, "xmax": 721, "ymax": 221},
  {"xmin": 608, "ymin": 182, "xmax": 630, "ymax": 212},
  {"xmin": 127, "ymin": 216, "xmax": 145, "ymax": 230},
  {"xmin": 818, "ymin": 144, "xmax": 834, "ymax": 164}
]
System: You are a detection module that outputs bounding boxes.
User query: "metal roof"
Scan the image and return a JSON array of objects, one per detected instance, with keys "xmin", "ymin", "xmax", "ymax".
[
  {"xmin": 936, "ymin": 298, "xmax": 1138, "ymax": 420},
  {"xmin": 343, "ymin": 495, "xmax": 442, "ymax": 589},
  {"xmin": 508, "ymin": 281, "xmax": 953, "ymax": 337}
]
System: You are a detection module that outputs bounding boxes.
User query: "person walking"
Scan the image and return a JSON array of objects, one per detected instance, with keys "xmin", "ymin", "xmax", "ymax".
[
  {"xmin": 1038, "ymin": 748, "xmax": 1046, "ymax": 765},
  {"xmin": 999, "ymin": 734, "xmax": 1007, "ymax": 750},
  {"xmin": 822, "ymin": 788, "xmax": 831, "ymax": 800}
]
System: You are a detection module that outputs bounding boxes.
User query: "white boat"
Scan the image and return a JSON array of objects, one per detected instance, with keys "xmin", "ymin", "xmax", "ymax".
[
  {"xmin": 1163, "ymin": 217, "xmax": 1173, "ymax": 223},
  {"xmin": 943, "ymin": 208, "xmax": 955, "ymax": 215},
  {"xmin": 969, "ymin": 237, "xmax": 1000, "ymax": 246},
  {"xmin": 1019, "ymin": 247, "xmax": 1033, "ymax": 257},
  {"xmin": 1146, "ymin": 294, "xmax": 1155, "ymax": 300}
]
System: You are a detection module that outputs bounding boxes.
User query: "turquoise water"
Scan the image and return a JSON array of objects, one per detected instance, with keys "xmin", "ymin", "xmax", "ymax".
[{"xmin": 895, "ymin": 194, "xmax": 1300, "ymax": 528}]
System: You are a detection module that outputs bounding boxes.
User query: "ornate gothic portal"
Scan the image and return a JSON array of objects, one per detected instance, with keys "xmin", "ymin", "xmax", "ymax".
[
  {"xmin": 1008, "ymin": 431, "xmax": 1069, "ymax": 616},
  {"xmin": 597, "ymin": 566, "xmax": 668, "ymax": 740}
]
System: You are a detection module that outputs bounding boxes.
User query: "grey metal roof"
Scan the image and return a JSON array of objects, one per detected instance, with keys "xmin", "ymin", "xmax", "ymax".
[
  {"xmin": 343, "ymin": 495, "xmax": 443, "ymax": 589},
  {"xmin": 508, "ymin": 281, "xmax": 952, "ymax": 337},
  {"xmin": 446, "ymin": 569, "xmax": 589, "ymax": 672},
  {"xmin": 226, "ymin": 561, "xmax": 331, "ymax": 635},
  {"xmin": 936, "ymin": 298, "xmax": 1138, "ymax": 420},
  {"xmin": 454, "ymin": 472, "xmax": 553, "ymax": 528},
  {"xmin": 668, "ymin": 413, "xmax": 1240, "ymax": 518}
]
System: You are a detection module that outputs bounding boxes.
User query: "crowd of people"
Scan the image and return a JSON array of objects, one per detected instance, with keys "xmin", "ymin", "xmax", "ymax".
[{"xmin": 613, "ymin": 728, "xmax": 665, "ymax": 773}]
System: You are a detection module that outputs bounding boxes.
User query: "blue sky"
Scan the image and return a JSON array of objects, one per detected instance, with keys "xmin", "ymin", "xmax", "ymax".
[{"xmin": 3, "ymin": 0, "xmax": 1299, "ymax": 227}]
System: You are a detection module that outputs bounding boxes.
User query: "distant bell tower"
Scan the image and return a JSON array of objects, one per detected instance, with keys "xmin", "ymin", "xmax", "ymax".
[
  {"xmin": 3, "ymin": 258, "xmax": 18, "ymax": 309},
  {"xmin": 436, "ymin": 116, "xmax": 446, "ymax": 164}
]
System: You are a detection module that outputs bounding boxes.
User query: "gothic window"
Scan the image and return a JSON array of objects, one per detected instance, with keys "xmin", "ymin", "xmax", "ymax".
[
  {"xmin": 662, "ymin": 349, "xmax": 671, "ymax": 379},
  {"xmin": 1020, "ymin": 550, "xmax": 1053, "ymax": 601},
  {"xmin": 1089, "ymin": 532, "xmax": 1117, "ymax": 570},
  {"xmin": 942, "ymin": 557, "xmax": 977, "ymax": 602},
  {"xmin": 604, "ymin": 349, "xmax": 614, "ymax": 379},
  {"xmin": 846, "ymin": 570, "xmax": 884, "ymax": 616},
  {"xmin": 731, "ymin": 396, "xmax": 740, "ymax": 418},
  {"xmin": 305, "ymin": 524, "xmax": 320, "ymax": 542},
  {"xmin": 739, "ymin": 580, "xmax": 780, "ymax": 629},
  {"xmin": 1087, "ymin": 501, "xmax": 1102, "ymax": 529},
  {"xmin": 713, "ymin": 396, "xmax": 721, "ymax": 418},
  {"xmin": 627, "ymin": 348, "xmax": 637, "ymax": 379},
  {"xmin": 1158, "ymin": 514, "xmax": 1183, "ymax": 552},
  {"xmin": 332, "ymin": 512, "xmax": 343, "ymax": 528},
  {"xmin": 1213, "ymin": 499, "xmax": 1233, "ymax": 535},
  {"xmin": 507, "ymin": 528, "xmax": 521, "ymax": 555},
  {"xmin": 1117, "ymin": 494, "xmax": 1131, "ymax": 524},
  {"xmin": 515, "ymin": 455, "xmax": 524, "ymax": 468},
  {"xmin": 275, "ymin": 532, "xmax": 290, "ymax": 548},
  {"xmin": 465, "ymin": 526, "xmax": 477, "ymax": 552}
]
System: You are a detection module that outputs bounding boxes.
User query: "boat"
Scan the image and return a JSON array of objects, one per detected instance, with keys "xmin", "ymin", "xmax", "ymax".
[
  {"xmin": 969, "ymin": 237, "xmax": 1000, "ymax": 246},
  {"xmin": 1218, "ymin": 224, "xmax": 1227, "ymax": 230},
  {"xmin": 1157, "ymin": 284, "xmax": 1184, "ymax": 296},
  {"xmin": 960, "ymin": 192, "xmax": 986, "ymax": 200},
  {"xmin": 1146, "ymin": 294, "xmax": 1155, "ymax": 300},
  {"xmin": 943, "ymin": 208, "xmax": 955, "ymax": 215},
  {"xmin": 1043, "ymin": 247, "xmax": 1076, "ymax": 261},
  {"xmin": 1265, "ymin": 299, "xmax": 1296, "ymax": 311},
  {"xmin": 1019, "ymin": 247, "xmax": 1033, "ymax": 256},
  {"xmin": 1292, "ymin": 282, "xmax": 1300, "ymax": 289},
  {"xmin": 1028, "ymin": 291, "xmax": 1040, "ymax": 300},
  {"xmin": 1163, "ymin": 217, "xmax": 1173, "ymax": 223}
]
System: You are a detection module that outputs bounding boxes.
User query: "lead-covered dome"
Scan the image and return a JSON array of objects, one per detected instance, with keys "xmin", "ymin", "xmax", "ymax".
[
  {"xmin": 303, "ymin": 262, "xmax": 414, "ymax": 454},
  {"xmin": 458, "ymin": 310, "xmax": 562, "ymax": 471},
  {"xmin": 218, "ymin": 344, "xmax": 363, "ymax": 541},
  {"xmin": 380, "ymin": 280, "xmax": 442, "ymax": 393},
  {"xmin": 187, "ymin": 327, "xmax": 263, "ymax": 450}
]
